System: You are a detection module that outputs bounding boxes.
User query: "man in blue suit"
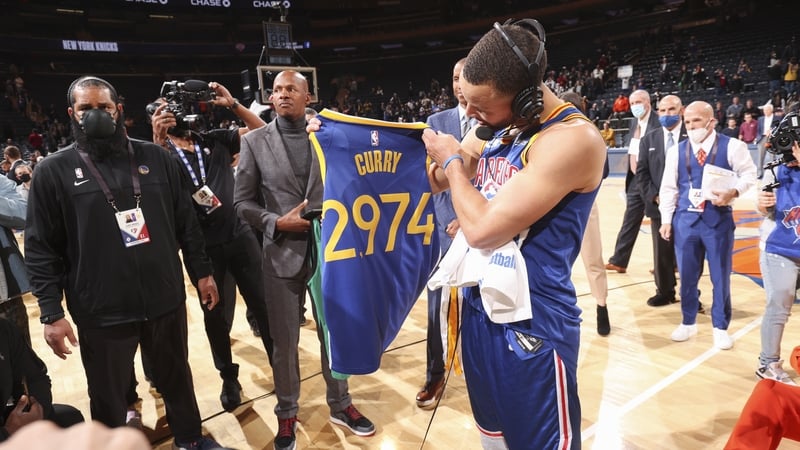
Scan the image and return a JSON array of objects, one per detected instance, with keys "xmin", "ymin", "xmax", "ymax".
[
  {"xmin": 415, "ymin": 57, "xmax": 467, "ymax": 408},
  {"xmin": 659, "ymin": 101, "xmax": 757, "ymax": 350},
  {"xmin": 637, "ymin": 94, "xmax": 685, "ymax": 307},
  {"xmin": 757, "ymin": 103, "xmax": 780, "ymax": 177}
]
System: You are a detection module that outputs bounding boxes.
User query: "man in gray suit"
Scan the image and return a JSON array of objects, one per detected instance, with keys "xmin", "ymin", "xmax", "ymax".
[
  {"xmin": 637, "ymin": 95, "xmax": 685, "ymax": 307},
  {"xmin": 233, "ymin": 70, "xmax": 374, "ymax": 450},
  {"xmin": 415, "ymin": 58, "xmax": 465, "ymax": 409}
]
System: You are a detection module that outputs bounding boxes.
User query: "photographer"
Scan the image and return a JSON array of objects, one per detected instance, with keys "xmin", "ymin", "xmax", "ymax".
[
  {"xmin": 149, "ymin": 81, "xmax": 271, "ymax": 413},
  {"xmin": 754, "ymin": 108, "xmax": 800, "ymax": 385}
]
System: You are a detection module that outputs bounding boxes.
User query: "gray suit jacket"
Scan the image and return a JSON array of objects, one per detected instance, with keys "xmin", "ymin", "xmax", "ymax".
[
  {"xmin": 425, "ymin": 107, "xmax": 461, "ymax": 253},
  {"xmin": 234, "ymin": 119, "xmax": 323, "ymax": 278}
]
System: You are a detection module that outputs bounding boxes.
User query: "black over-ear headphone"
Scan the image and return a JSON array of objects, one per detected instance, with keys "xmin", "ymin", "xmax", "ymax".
[
  {"xmin": 66, "ymin": 75, "xmax": 118, "ymax": 107},
  {"xmin": 493, "ymin": 18, "xmax": 546, "ymax": 122}
]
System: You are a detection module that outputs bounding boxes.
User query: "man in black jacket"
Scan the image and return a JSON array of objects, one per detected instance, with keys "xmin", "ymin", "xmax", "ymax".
[
  {"xmin": 24, "ymin": 75, "xmax": 221, "ymax": 450},
  {"xmin": 637, "ymin": 94, "xmax": 685, "ymax": 307}
]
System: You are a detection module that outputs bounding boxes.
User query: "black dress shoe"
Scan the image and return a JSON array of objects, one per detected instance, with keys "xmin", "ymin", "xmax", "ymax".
[
  {"xmin": 647, "ymin": 294, "xmax": 677, "ymax": 307},
  {"xmin": 220, "ymin": 377, "xmax": 242, "ymax": 412}
]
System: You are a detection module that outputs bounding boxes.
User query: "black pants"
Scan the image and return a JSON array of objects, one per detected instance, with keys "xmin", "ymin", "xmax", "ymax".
[
  {"xmin": 196, "ymin": 230, "xmax": 273, "ymax": 377},
  {"xmin": 78, "ymin": 307, "xmax": 202, "ymax": 442},
  {"xmin": 609, "ymin": 182, "xmax": 645, "ymax": 268},
  {"xmin": 650, "ymin": 216, "xmax": 676, "ymax": 297}
]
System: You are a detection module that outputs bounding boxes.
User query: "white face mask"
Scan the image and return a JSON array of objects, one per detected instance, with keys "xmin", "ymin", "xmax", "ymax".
[
  {"xmin": 687, "ymin": 120, "xmax": 711, "ymax": 144},
  {"xmin": 631, "ymin": 104, "xmax": 646, "ymax": 119}
]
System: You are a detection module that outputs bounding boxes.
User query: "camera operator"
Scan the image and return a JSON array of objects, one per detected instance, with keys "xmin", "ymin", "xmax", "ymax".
[
  {"xmin": 149, "ymin": 81, "xmax": 271, "ymax": 413},
  {"xmin": 754, "ymin": 108, "xmax": 800, "ymax": 385}
]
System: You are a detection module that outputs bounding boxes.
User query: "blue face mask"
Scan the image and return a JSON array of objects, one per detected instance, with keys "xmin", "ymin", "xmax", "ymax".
[
  {"xmin": 631, "ymin": 104, "xmax": 646, "ymax": 119},
  {"xmin": 659, "ymin": 114, "xmax": 680, "ymax": 128}
]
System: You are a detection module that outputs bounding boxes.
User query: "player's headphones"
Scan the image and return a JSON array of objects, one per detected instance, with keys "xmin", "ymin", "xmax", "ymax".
[{"xmin": 493, "ymin": 18, "xmax": 546, "ymax": 122}]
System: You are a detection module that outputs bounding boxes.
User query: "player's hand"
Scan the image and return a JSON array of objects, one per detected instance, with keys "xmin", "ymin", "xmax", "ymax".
[
  {"xmin": 198, "ymin": 275, "xmax": 219, "ymax": 311},
  {"xmin": 445, "ymin": 219, "xmax": 460, "ymax": 238},
  {"xmin": 44, "ymin": 318, "xmax": 78, "ymax": 360},
  {"xmin": 421, "ymin": 128, "xmax": 461, "ymax": 168},
  {"xmin": 276, "ymin": 200, "xmax": 311, "ymax": 232}
]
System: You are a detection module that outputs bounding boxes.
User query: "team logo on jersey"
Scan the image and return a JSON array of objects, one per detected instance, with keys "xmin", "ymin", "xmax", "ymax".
[
  {"xmin": 782, "ymin": 205, "xmax": 800, "ymax": 241},
  {"xmin": 138, "ymin": 165, "xmax": 150, "ymax": 175},
  {"xmin": 370, "ymin": 130, "xmax": 379, "ymax": 147},
  {"xmin": 75, "ymin": 168, "xmax": 84, "ymax": 179}
]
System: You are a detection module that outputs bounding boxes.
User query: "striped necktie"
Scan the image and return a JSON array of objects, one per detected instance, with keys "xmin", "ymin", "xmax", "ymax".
[{"xmin": 696, "ymin": 148, "xmax": 706, "ymax": 166}]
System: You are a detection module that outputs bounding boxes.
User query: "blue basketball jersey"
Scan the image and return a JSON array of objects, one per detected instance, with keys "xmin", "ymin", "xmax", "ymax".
[
  {"xmin": 469, "ymin": 103, "xmax": 597, "ymax": 372},
  {"xmin": 310, "ymin": 109, "xmax": 439, "ymax": 375}
]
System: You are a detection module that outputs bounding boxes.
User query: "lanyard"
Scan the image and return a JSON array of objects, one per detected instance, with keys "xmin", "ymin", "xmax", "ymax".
[
  {"xmin": 77, "ymin": 141, "xmax": 141, "ymax": 212},
  {"xmin": 167, "ymin": 138, "xmax": 206, "ymax": 187},
  {"xmin": 684, "ymin": 136, "xmax": 719, "ymax": 187}
]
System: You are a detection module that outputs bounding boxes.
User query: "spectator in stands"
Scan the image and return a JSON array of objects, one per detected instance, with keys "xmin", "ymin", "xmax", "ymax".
[
  {"xmin": 768, "ymin": 58, "xmax": 785, "ymax": 95},
  {"xmin": 714, "ymin": 100, "xmax": 727, "ymax": 130},
  {"xmin": 727, "ymin": 96, "xmax": 744, "ymax": 123},
  {"xmin": 659, "ymin": 55, "xmax": 672, "ymax": 85},
  {"xmin": 767, "ymin": 91, "xmax": 787, "ymax": 112},
  {"xmin": 588, "ymin": 102, "xmax": 601, "ymax": 124},
  {"xmin": 743, "ymin": 98, "xmax": 761, "ymax": 119},
  {"xmin": 691, "ymin": 64, "xmax": 707, "ymax": 92},
  {"xmin": 721, "ymin": 117, "xmax": 740, "ymax": 138},
  {"xmin": 598, "ymin": 99, "xmax": 612, "ymax": 121},
  {"xmin": 714, "ymin": 68, "xmax": 728, "ymax": 96},
  {"xmin": 591, "ymin": 64, "xmax": 605, "ymax": 97},
  {"xmin": 27, "ymin": 129, "xmax": 42, "ymax": 152},
  {"xmin": 739, "ymin": 112, "xmax": 758, "ymax": 145},
  {"xmin": 612, "ymin": 92, "xmax": 630, "ymax": 119},
  {"xmin": 600, "ymin": 120, "xmax": 616, "ymax": 147},
  {"xmin": 784, "ymin": 57, "xmax": 798, "ymax": 96},
  {"xmin": 737, "ymin": 58, "xmax": 752, "ymax": 77},
  {"xmin": 677, "ymin": 64, "xmax": 691, "ymax": 93},
  {"xmin": 729, "ymin": 73, "xmax": 744, "ymax": 95}
]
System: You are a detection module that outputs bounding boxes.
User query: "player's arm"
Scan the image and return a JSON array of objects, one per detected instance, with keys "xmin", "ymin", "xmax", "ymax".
[
  {"xmin": 427, "ymin": 121, "xmax": 605, "ymax": 249},
  {"xmin": 426, "ymin": 126, "xmax": 482, "ymax": 193}
]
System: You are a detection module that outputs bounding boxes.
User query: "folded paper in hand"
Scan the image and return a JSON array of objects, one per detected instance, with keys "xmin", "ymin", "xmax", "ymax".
[{"xmin": 701, "ymin": 164, "xmax": 738, "ymax": 201}]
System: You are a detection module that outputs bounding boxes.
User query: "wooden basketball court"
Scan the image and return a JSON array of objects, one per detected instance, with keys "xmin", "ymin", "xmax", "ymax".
[{"xmin": 21, "ymin": 176, "xmax": 800, "ymax": 449}]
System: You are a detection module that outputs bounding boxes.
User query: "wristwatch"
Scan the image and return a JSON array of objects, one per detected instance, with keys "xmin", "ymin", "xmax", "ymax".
[
  {"xmin": 40, "ymin": 312, "xmax": 65, "ymax": 324},
  {"xmin": 230, "ymin": 98, "xmax": 240, "ymax": 110}
]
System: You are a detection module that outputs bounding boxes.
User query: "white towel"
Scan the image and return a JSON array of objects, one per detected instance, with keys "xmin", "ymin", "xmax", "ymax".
[{"xmin": 427, "ymin": 229, "xmax": 531, "ymax": 324}]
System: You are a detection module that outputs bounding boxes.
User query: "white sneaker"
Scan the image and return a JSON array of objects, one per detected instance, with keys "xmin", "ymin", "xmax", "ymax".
[
  {"xmin": 756, "ymin": 360, "xmax": 798, "ymax": 385},
  {"xmin": 670, "ymin": 324, "xmax": 697, "ymax": 342},
  {"xmin": 713, "ymin": 328, "xmax": 733, "ymax": 350}
]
